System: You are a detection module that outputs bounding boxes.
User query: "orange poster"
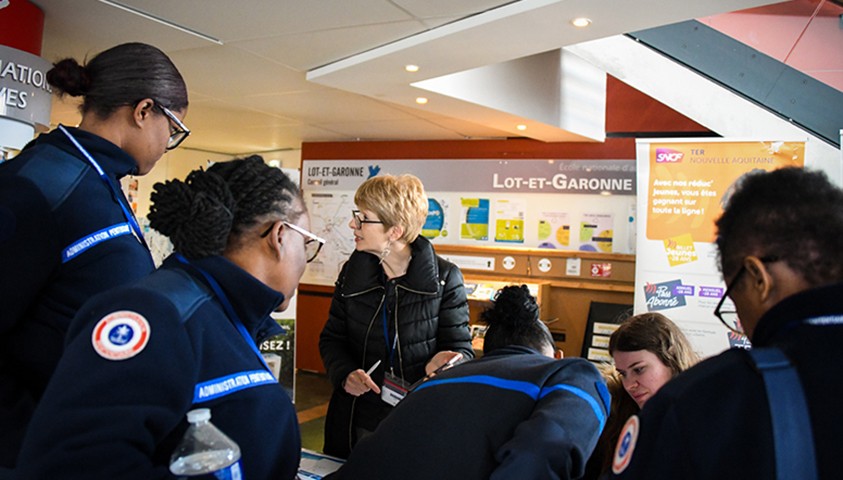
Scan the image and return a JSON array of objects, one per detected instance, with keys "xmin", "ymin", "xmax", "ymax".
[{"xmin": 646, "ymin": 141, "xmax": 804, "ymax": 243}]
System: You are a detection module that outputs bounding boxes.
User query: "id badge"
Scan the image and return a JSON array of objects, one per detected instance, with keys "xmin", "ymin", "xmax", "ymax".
[{"xmin": 381, "ymin": 371, "xmax": 410, "ymax": 406}]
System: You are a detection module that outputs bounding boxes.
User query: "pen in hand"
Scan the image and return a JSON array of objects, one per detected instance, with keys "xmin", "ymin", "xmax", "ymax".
[
  {"xmin": 365, "ymin": 360, "xmax": 382, "ymax": 377},
  {"xmin": 410, "ymin": 355, "xmax": 461, "ymax": 391},
  {"xmin": 344, "ymin": 360, "xmax": 383, "ymax": 397}
]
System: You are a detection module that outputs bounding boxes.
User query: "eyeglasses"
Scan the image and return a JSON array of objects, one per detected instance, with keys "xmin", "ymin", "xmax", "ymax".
[
  {"xmin": 261, "ymin": 221, "xmax": 326, "ymax": 263},
  {"xmin": 714, "ymin": 255, "xmax": 779, "ymax": 335},
  {"xmin": 154, "ymin": 104, "xmax": 190, "ymax": 150},
  {"xmin": 352, "ymin": 210, "xmax": 384, "ymax": 229}
]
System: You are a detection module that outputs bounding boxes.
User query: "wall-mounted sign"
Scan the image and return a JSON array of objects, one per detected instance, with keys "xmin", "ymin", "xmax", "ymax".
[
  {"xmin": 502, "ymin": 256, "xmax": 516, "ymax": 270},
  {"xmin": 1, "ymin": 44, "xmax": 53, "ymax": 151},
  {"xmin": 0, "ymin": 44, "xmax": 52, "ymax": 127},
  {"xmin": 441, "ymin": 254, "xmax": 495, "ymax": 272},
  {"xmin": 301, "ymin": 158, "xmax": 636, "ymax": 286},
  {"xmin": 590, "ymin": 262, "xmax": 613, "ymax": 278},
  {"xmin": 566, "ymin": 258, "xmax": 582, "ymax": 276},
  {"xmin": 303, "ymin": 159, "xmax": 635, "ymax": 195}
]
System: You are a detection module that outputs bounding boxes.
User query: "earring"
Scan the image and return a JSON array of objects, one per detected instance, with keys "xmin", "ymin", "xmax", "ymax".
[{"xmin": 379, "ymin": 241, "xmax": 392, "ymax": 264}]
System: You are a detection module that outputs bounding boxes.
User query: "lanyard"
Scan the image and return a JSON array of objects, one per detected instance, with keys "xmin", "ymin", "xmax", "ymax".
[
  {"xmin": 175, "ymin": 254, "xmax": 273, "ymax": 374},
  {"xmin": 382, "ymin": 306, "xmax": 399, "ymax": 370},
  {"xmin": 747, "ymin": 347, "xmax": 817, "ymax": 480},
  {"xmin": 58, "ymin": 125, "xmax": 148, "ymax": 250}
]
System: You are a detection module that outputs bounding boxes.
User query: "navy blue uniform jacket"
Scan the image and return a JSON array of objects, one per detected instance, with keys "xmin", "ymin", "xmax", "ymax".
[
  {"xmin": 0, "ymin": 127, "xmax": 154, "ymax": 466},
  {"xmin": 611, "ymin": 283, "xmax": 843, "ymax": 479},
  {"xmin": 335, "ymin": 346, "xmax": 610, "ymax": 480},
  {"xmin": 15, "ymin": 255, "xmax": 300, "ymax": 479}
]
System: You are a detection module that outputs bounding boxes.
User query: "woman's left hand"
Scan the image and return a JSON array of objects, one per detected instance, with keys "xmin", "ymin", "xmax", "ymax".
[{"xmin": 425, "ymin": 351, "xmax": 463, "ymax": 376}]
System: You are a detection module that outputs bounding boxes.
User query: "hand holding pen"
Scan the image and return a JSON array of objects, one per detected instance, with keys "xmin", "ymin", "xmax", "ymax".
[
  {"xmin": 343, "ymin": 360, "xmax": 382, "ymax": 397},
  {"xmin": 424, "ymin": 351, "xmax": 463, "ymax": 376},
  {"xmin": 411, "ymin": 353, "xmax": 462, "ymax": 391}
]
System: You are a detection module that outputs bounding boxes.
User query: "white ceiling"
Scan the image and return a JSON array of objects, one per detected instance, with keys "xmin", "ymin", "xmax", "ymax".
[{"xmin": 30, "ymin": 0, "xmax": 780, "ymax": 155}]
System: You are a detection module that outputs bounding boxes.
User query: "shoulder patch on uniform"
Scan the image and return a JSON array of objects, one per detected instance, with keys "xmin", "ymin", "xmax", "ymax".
[
  {"xmin": 137, "ymin": 269, "xmax": 212, "ymax": 323},
  {"xmin": 91, "ymin": 311, "xmax": 151, "ymax": 361},
  {"xmin": 17, "ymin": 144, "xmax": 88, "ymax": 211},
  {"xmin": 612, "ymin": 414, "xmax": 640, "ymax": 474}
]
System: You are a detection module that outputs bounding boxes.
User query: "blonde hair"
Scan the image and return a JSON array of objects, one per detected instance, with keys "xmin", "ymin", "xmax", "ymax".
[{"xmin": 354, "ymin": 174, "xmax": 428, "ymax": 243}]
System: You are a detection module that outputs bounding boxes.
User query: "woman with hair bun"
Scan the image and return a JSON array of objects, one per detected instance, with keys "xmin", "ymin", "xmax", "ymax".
[
  {"xmin": 16, "ymin": 156, "xmax": 320, "ymax": 479},
  {"xmin": 333, "ymin": 285, "xmax": 610, "ymax": 480},
  {"xmin": 0, "ymin": 42, "xmax": 189, "ymax": 466}
]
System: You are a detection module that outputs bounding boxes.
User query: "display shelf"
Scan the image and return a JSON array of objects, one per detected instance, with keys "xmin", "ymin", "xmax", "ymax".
[{"xmin": 438, "ymin": 244, "xmax": 634, "ymax": 358}]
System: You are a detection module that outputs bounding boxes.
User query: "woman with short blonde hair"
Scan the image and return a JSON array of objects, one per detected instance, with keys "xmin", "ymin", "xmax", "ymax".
[
  {"xmin": 354, "ymin": 174, "xmax": 428, "ymax": 244},
  {"xmin": 320, "ymin": 173, "xmax": 473, "ymax": 458}
]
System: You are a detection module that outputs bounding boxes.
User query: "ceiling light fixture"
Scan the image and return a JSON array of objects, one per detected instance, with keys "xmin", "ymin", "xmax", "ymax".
[
  {"xmin": 516, "ymin": 124, "xmax": 527, "ymax": 131},
  {"xmin": 405, "ymin": 64, "xmax": 420, "ymax": 73},
  {"xmin": 97, "ymin": 0, "xmax": 224, "ymax": 45},
  {"xmin": 415, "ymin": 97, "xmax": 429, "ymax": 105},
  {"xmin": 571, "ymin": 17, "xmax": 592, "ymax": 28}
]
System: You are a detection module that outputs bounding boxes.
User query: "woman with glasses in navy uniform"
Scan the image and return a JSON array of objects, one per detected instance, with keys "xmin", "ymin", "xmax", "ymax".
[
  {"xmin": 319, "ymin": 173, "xmax": 473, "ymax": 459},
  {"xmin": 16, "ymin": 155, "xmax": 322, "ymax": 479},
  {"xmin": 0, "ymin": 42, "xmax": 188, "ymax": 468}
]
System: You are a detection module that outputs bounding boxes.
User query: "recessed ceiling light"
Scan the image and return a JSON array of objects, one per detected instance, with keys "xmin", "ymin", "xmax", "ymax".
[
  {"xmin": 571, "ymin": 17, "xmax": 592, "ymax": 28},
  {"xmin": 516, "ymin": 124, "xmax": 527, "ymax": 131},
  {"xmin": 405, "ymin": 64, "xmax": 420, "ymax": 73},
  {"xmin": 415, "ymin": 97, "xmax": 428, "ymax": 105}
]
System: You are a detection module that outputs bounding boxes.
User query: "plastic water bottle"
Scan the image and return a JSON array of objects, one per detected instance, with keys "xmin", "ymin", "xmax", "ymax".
[{"xmin": 169, "ymin": 408, "xmax": 243, "ymax": 479}]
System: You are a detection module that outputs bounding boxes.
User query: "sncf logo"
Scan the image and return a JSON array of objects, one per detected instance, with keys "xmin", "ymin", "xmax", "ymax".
[{"xmin": 655, "ymin": 148, "xmax": 684, "ymax": 163}]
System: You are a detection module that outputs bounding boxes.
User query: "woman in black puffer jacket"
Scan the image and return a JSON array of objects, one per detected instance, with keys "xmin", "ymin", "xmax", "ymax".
[{"xmin": 319, "ymin": 174, "xmax": 473, "ymax": 458}]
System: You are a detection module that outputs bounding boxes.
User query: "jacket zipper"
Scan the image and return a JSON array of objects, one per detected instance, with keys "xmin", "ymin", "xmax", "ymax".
[
  {"xmin": 392, "ymin": 283, "xmax": 440, "ymax": 380},
  {"xmin": 348, "ymin": 290, "xmax": 385, "ymax": 452}
]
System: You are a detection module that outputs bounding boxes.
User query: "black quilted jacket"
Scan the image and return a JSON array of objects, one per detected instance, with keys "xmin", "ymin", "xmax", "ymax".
[{"xmin": 319, "ymin": 235, "xmax": 472, "ymax": 456}]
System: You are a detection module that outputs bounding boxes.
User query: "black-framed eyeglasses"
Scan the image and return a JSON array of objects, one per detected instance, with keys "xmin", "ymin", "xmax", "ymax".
[
  {"xmin": 154, "ymin": 103, "xmax": 190, "ymax": 150},
  {"xmin": 260, "ymin": 221, "xmax": 326, "ymax": 263},
  {"xmin": 352, "ymin": 209, "xmax": 384, "ymax": 229},
  {"xmin": 714, "ymin": 255, "xmax": 779, "ymax": 335}
]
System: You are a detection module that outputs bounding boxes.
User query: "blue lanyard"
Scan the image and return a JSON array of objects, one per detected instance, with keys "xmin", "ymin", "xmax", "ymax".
[
  {"xmin": 382, "ymin": 298, "xmax": 398, "ymax": 370},
  {"xmin": 747, "ymin": 347, "xmax": 817, "ymax": 480},
  {"xmin": 58, "ymin": 125, "xmax": 148, "ymax": 251},
  {"xmin": 175, "ymin": 254, "xmax": 273, "ymax": 373}
]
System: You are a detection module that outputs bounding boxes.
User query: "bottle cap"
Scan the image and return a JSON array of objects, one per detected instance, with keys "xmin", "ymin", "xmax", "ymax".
[{"xmin": 186, "ymin": 408, "xmax": 211, "ymax": 423}]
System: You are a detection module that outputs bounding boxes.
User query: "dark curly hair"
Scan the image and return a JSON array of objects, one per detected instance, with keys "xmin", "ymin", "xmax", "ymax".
[
  {"xmin": 148, "ymin": 155, "xmax": 302, "ymax": 259},
  {"xmin": 47, "ymin": 42, "xmax": 187, "ymax": 118},
  {"xmin": 480, "ymin": 285, "xmax": 554, "ymax": 355},
  {"xmin": 715, "ymin": 167, "xmax": 843, "ymax": 285}
]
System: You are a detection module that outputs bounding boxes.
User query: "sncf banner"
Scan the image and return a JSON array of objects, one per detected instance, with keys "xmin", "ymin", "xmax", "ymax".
[{"xmin": 634, "ymin": 139, "xmax": 805, "ymax": 358}]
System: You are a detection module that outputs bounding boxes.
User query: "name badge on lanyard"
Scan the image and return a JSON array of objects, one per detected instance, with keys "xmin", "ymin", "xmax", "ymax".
[
  {"xmin": 380, "ymin": 294, "xmax": 406, "ymax": 406},
  {"xmin": 381, "ymin": 371, "xmax": 410, "ymax": 406}
]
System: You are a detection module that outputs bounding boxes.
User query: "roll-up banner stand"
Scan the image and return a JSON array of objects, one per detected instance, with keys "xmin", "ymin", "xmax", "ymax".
[{"xmin": 634, "ymin": 139, "xmax": 809, "ymax": 358}]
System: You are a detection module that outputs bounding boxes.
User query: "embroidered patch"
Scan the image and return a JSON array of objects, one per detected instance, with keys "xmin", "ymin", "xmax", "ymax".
[
  {"xmin": 612, "ymin": 414, "xmax": 640, "ymax": 474},
  {"xmin": 91, "ymin": 311, "xmax": 151, "ymax": 361}
]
